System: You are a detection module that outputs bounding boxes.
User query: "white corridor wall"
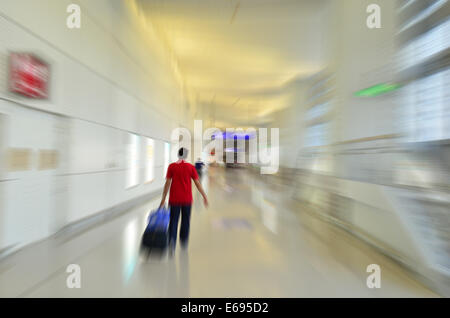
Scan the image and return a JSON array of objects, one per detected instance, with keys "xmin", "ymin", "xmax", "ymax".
[{"xmin": 0, "ymin": 0, "xmax": 190, "ymax": 252}]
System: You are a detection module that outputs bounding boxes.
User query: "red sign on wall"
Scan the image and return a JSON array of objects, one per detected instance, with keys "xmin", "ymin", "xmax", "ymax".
[{"xmin": 9, "ymin": 53, "xmax": 50, "ymax": 99}]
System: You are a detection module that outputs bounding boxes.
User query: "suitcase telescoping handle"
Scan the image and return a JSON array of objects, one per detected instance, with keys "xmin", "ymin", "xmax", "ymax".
[
  {"xmin": 158, "ymin": 206, "xmax": 169, "ymax": 214},
  {"xmin": 148, "ymin": 207, "xmax": 169, "ymax": 223}
]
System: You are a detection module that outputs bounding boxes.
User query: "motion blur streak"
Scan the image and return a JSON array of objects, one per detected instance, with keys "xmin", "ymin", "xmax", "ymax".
[{"xmin": 0, "ymin": 0, "xmax": 449, "ymax": 297}]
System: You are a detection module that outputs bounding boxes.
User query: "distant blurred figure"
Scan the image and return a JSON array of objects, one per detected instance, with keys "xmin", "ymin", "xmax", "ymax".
[
  {"xmin": 195, "ymin": 158, "xmax": 205, "ymax": 179},
  {"xmin": 159, "ymin": 148, "xmax": 208, "ymax": 255}
]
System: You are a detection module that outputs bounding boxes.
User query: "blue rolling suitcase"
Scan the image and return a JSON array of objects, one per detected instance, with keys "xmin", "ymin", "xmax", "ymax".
[{"xmin": 141, "ymin": 207, "xmax": 170, "ymax": 251}]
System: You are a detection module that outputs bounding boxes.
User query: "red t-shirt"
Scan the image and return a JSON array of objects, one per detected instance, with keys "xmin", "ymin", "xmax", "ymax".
[{"xmin": 166, "ymin": 160, "xmax": 199, "ymax": 205}]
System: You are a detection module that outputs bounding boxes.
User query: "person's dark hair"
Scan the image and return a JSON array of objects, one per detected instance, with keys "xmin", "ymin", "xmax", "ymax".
[{"xmin": 178, "ymin": 147, "xmax": 188, "ymax": 159}]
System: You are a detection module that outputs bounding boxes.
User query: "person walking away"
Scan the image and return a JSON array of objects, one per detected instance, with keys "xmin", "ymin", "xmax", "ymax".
[
  {"xmin": 159, "ymin": 148, "xmax": 208, "ymax": 255},
  {"xmin": 195, "ymin": 158, "xmax": 205, "ymax": 180}
]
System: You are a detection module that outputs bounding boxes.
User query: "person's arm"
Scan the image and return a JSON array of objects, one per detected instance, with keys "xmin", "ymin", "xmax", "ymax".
[
  {"xmin": 194, "ymin": 179, "xmax": 208, "ymax": 208},
  {"xmin": 159, "ymin": 178, "xmax": 171, "ymax": 209}
]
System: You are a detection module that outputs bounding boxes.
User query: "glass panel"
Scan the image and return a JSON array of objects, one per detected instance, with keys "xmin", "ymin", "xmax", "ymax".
[
  {"xmin": 126, "ymin": 133, "xmax": 140, "ymax": 188},
  {"xmin": 145, "ymin": 138, "xmax": 155, "ymax": 183}
]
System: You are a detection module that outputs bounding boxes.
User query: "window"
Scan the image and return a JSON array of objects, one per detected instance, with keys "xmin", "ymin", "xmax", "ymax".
[
  {"xmin": 164, "ymin": 142, "xmax": 171, "ymax": 177},
  {"xmin": 401, "ymin": 68, "xmax": 450, "ymax": 142},
  {"xmin": 305, "ymin": 101, "xmax": 332, "ymax": 122},
  {"xmin": 398, "ymin": 18, "xmax": 450, "ymax": 71},
  {"xmin": 305, "ymin": 123, "xmax": 330, "ymax": 148},
  {"xmin": 304, "ymin": 72, "xmax": 334, "ymax": 148},
  {"xmin": 399, "ymin": 0, "xmax": 448, "ymax": 33},
  {"xmin": 126, "ymin": 133, "xmax": 140, "ymax": 188},
  {"xmin": 397, "ymin": 1, "xmax": 450, "ymax": 143},
  {"xmin": 145, "ymin": 138, "xmax": 155, "ymax": 183}
]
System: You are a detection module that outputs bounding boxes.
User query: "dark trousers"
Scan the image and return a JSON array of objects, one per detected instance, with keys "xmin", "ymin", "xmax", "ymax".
[{"xmin": 169, "ymin": 205, "xmax": 192, "ymax": 247}]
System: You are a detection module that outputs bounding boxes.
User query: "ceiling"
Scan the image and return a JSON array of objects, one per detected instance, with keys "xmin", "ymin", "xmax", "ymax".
[{"xmin": 136, "ymin": 0, "xmax": 331, "ymax": 128}]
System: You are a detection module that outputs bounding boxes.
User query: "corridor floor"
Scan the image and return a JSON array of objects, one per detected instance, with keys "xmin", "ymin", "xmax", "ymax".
[{"xmin": 0, "ymin": 168, "xmax": 438, "ymax": 297}]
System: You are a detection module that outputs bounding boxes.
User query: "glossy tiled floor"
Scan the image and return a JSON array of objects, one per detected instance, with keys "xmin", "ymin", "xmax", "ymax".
[{"xmin": 0, "ymin": 168, "xmax": 439, "ymax": 297}]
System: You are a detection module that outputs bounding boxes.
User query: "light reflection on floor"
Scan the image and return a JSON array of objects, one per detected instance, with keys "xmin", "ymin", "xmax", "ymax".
[{"xmin": 0, "ymin": 167, "xmax": 440, "ymax": 297}]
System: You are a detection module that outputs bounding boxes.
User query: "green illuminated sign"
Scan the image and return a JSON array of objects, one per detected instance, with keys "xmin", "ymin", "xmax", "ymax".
[{"xmin": 354, "ymin": 83, "xmax": 401, "ymax": 97}]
